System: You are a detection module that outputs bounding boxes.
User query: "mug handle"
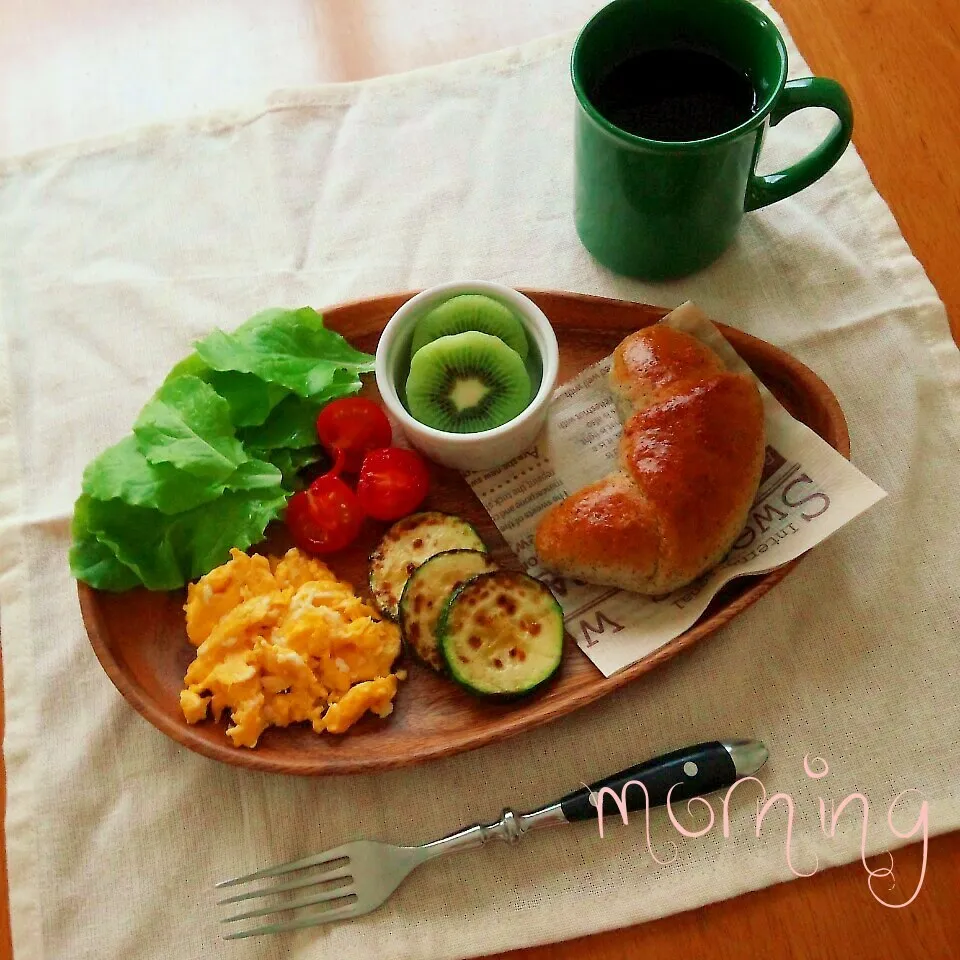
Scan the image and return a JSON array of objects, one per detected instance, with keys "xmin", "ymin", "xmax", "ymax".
[{"xmin": 744, "ymin": 77, "xmax": 853, "ymax": 212}]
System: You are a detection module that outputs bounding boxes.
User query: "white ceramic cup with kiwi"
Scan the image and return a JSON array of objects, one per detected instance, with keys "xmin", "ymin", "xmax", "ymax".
[{"xmin": 375, "ymin": 282, "xmax": 560, "ymax": 472}]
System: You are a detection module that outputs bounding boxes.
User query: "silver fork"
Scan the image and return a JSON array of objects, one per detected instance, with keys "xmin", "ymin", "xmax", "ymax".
[{"xmin": 217, "ymin": 740, "xmax": 766, "ymax": 939}]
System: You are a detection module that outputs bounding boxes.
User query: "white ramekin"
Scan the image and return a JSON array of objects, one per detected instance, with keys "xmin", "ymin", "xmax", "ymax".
[{"xmin": 375, "ymin": 281, "xmax": 560, "ymax": 472}]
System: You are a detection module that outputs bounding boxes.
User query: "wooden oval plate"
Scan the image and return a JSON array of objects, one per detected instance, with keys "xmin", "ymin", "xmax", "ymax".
[{"xmin": 78, "ymin": 291, "xmax": 849, "ymax": 776}]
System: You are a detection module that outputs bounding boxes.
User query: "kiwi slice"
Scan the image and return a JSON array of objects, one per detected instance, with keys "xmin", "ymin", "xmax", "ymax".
[
  {"xmin": 405, "ymin": 331, "xmax": 531, "ymax": 433},
  {"xmin": 410, "ymin": 295, "xmax": 529, "ymax": 360}
]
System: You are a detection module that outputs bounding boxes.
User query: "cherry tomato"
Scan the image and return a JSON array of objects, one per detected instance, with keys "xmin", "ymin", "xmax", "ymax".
[
  {"xmin": 316, "ymin": 397, "xmax": 392, "ymax": 473},
  {"xmin": 285, "ymin": 475, "xmax": 365, "ymax": 555},
  {"xmin": 356, "ymin": 447, "xmax": 430, "ymax": 521}
]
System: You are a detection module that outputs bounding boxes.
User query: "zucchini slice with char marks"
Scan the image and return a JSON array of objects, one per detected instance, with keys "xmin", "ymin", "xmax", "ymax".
[
  {"xmin": 399, "ymin": 549, "xmax": 498, "ymax": 672},
  {"xmin": 368, "ymin": 512, "xmax": 486, "ymax": 620},
  {"xmin": 437, "ymin": 571, "xmax": 564, "ymax": 697}
]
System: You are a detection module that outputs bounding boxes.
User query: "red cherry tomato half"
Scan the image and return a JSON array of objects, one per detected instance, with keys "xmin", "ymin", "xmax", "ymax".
[
  {"xmin": 316, "ymin": 397, "xmax": 392, "ymax": 473},
  {"xmin": 285, "ymin": 475, "xmax": 365, "ymax": 555},
  {"xmin": 356, "ymin": 447, "xmax": 430, "ymax": 522}
]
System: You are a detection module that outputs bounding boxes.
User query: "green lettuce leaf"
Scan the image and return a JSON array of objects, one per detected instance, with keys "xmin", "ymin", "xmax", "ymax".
[
  {"xmin": 164, "ymin": 353, "xmax": 209, "ymax": 381},
  {"xmin": 69, "ymin": 536, "xmax": 142, "ymax": 592},
  {"xmin": 75, "ymin": 480, "xmax": 288, "ymax": 591},
  {"xmin": 72, "ymin": 305, "xmax": 374, "ymax": 592},
  {"xmin": 253, "ymin": 445, "xmax": 327, "ymax": 490},
  {"xmin": 76, "ymin": 495, "xmax": 184, "ymax": 590},
  {"xmin": 133, "ymin": 375, "xmax": 248, "ymax": 482},
  {"xmin": 238, "ymin": 395, "xmax": 323, "ymax": 450},
  {"xmin": 206, "ymin": 371, "xmax": 289, "ymax": 427},
  {"xmin": 164, "ymin": 354, "xmax": 290, "ymax": 428},
  {"xmin": 82, "ymin": 436, "xmax": 283, "ymax": 516},
  {"xmin": 69, "ymin": 502, "xmax": 141, "ymax": 592},
  {"xmin": 177, "ymin": 486, "xmax": 287, "ymax": 581},
  {"xmin": 194, "ymin": 307, "xmax": 374, "ymax": 400},
  {"xmin": 226, "ymin": 458, "xmax": 285, "ymax": 491},
  {"xmin": 237, "ymin": 369, "xmax": 363, "ymax": 451},
  {"xmin": 82, "ymin": 436, "xmax": 224, "ymax": 514}
]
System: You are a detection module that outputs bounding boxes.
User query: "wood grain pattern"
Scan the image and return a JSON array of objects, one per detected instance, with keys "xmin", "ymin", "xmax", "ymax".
[
  {"xmin": 499, "ymin": 831, "xmax": 960, "ymax": 960},
  {"xmin": 77, "ymin": 291, "xmax": 849, "ymax": 776},
  {"xmin": 780, "ymin": 0, "xmax": 960, "ymax": 348}
]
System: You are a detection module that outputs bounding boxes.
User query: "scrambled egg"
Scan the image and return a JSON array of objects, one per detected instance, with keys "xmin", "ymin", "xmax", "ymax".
[{"xmin": 180, "ymin": 548, "xmax": 402, "ymax": 747}]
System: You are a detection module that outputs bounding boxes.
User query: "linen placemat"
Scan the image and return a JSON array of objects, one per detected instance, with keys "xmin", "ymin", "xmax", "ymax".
[{"xmin": 1, "ymin": 4, "xmax": 958, "ymax": 959}]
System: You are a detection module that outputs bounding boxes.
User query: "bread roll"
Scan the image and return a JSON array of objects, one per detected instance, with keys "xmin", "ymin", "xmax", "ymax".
[{"xmin": 535, "ymin": 324, "xmax": 764, "ymax": 595}]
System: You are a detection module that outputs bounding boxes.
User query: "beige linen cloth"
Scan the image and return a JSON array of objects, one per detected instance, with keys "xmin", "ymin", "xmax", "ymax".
[{"xmin": 1, "ymin": 6, "xmax": 958, "ymax": 959}]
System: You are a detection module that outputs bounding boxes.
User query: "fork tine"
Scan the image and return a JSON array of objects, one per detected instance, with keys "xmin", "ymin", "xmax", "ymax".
[
  {"xmin": 222, "ymin": 884, "xmax": 355, "ymax": 923},
  {"xmin": 215, "ymin": 845, "xmax": 352, "ymax": 889},
  {"xmin": 222, "ymin": 903, "xmax": 363, "ymax": 940},
  {"xmin": 217, "ymin": 866, "xmax": 352, "ymax": 905}
]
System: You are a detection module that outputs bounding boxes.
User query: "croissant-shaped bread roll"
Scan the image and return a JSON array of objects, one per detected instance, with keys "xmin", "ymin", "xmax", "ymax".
[{"xmin": 534, "ymin": 324, "xmax": 765, "ymax": 595}]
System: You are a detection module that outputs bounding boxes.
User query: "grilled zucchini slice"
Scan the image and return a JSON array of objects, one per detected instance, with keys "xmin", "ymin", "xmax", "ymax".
[
  {"xmin": 368, "ymin": 512, "xmax": 486, "ymax": 620},
  {"xmin": 399, "ymin": 549, "xmax": 498, "ymax": 672},
  {"xmin": 437, "ymin": 571, "xmax": 564, "ymax": 696}
]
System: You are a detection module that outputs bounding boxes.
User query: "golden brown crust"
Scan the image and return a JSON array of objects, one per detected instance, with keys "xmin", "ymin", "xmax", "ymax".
[
  {"xmin": 534, "ymin": 472, "xmax": 660, "ymax": 591},
  {"xmin": 609, "ymin": 323, "xmax": 726, "ymax": 417},
  {"xmin": 621, "ymin": 374, "xmax": 765, "ymax": 591},
  {"xmin": 535, "ymin": 324, "xmax": 765, "ymax": 595}
]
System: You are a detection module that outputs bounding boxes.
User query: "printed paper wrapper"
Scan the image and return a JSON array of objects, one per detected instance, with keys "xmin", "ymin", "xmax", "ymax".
[{"xmin": 465, "ymin": 303, "xmax": 887, "ymax": 677}]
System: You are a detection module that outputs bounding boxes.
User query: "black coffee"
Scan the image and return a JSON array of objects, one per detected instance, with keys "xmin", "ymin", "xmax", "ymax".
[{"xmin": 591, "ymin": 47, "xmax": 756, "ymax": 141}]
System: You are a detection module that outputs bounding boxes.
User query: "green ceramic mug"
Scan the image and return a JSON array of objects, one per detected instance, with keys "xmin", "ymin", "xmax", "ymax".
[{"xmin": 572, "ymin": 0, "xmax": 853, "ymax": 280}]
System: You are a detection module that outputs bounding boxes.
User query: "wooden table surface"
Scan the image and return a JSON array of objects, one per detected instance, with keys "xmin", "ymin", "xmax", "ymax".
[{"xmin": 1, "ymin": 0, "xmax": 958, "ymax": 957}]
